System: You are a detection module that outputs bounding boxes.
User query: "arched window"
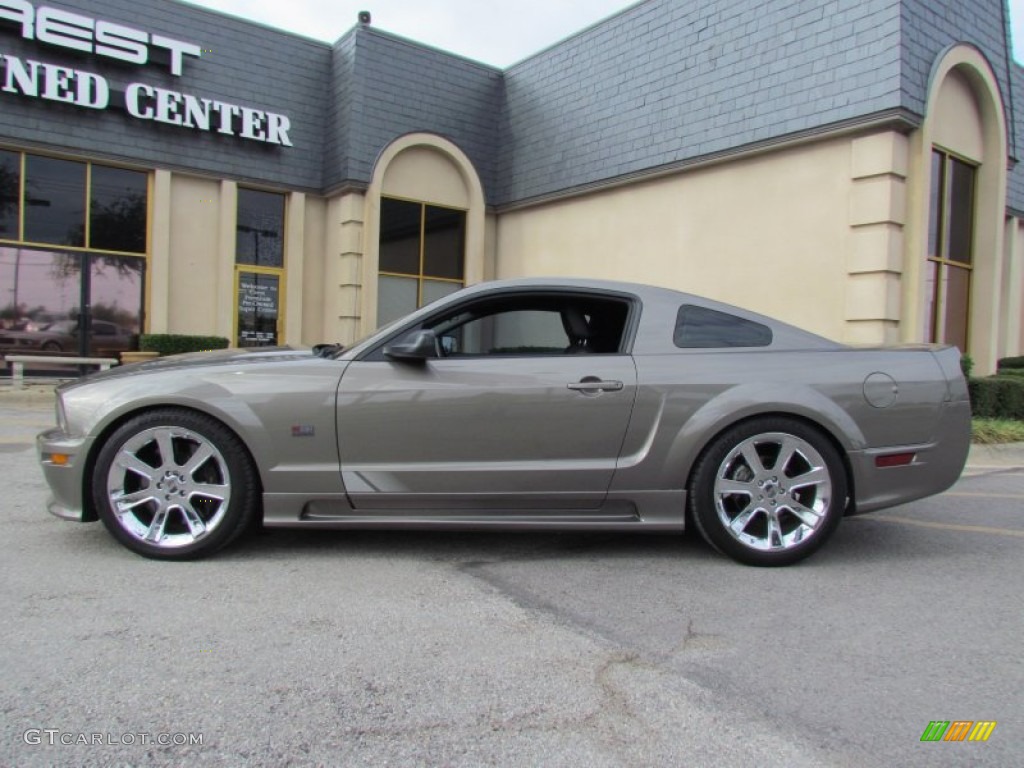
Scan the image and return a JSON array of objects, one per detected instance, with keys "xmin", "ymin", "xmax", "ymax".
[
  {"xmin": 924, "ymin": 149, "xmax": 975, "ymax": 350},
  {"xmin": 363, "ymin": 134, "xmax": 486, "ymax": 336},
  {"xmin": 378, "ymin": 197, "xmax": 466, "ymax": 325}
]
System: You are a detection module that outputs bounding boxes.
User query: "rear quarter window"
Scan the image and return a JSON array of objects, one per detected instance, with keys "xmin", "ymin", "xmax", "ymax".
[{"xmin": 674, "ymin": 304, "xmax": 772, "ymax": 348}]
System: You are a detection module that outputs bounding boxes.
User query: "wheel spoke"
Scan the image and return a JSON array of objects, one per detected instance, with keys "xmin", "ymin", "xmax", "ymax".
[
  {"xmin": 786, "ymin": 499, "xmax": 823, "ymax": 529},
  {"xmin": 775, "ymin": 437, "xmax": 798, "ymax": 474},
  {"xmin": 143, "ymin": 508, "xmax": 170, "ymax": 542},
  {"xmin": 766, "ymin": 510, "xmax": 783, "ymax": 548},
  {"xmin": 183, "ymin": 444, "xmax": 215, "ymax": 477},
  {"xmin": 717, "ymin": 479, "xmax": 756, "ymax": 496},
  {"xmin": 181, "ymin": 502, "xmax": 208, "ymax": 538},
  {"xmin": 191, "ymin": 482, "xmax": 228, "ymax": 502},
  {"xmin": 155, "ymin": 428, "xmax": 177, "ymax": 469},
  {"xmin": 116, "ymin": 453, "xmax": 157, "ymax": 482},
  {"xmin": 111, "ymin": 488, "xmax": 156, "ymax": 510},
  {"xmin": 788, "ymin": 467, "xmax": 828, "ymax": 490},
  {"xmin": 729, "ymin": 506, "xmax": 757, "ymax": 534},
  {"xmin": 740, "ymin": 443, "xmax": 765, "ymax": 474}
]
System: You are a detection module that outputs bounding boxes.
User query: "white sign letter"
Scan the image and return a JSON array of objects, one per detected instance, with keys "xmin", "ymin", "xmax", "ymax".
[
  {"xmin": 37, "ymin": 7, "xmax": 94, "ymax": 53},
  {"xmin": 125, "ymin": 82, "xmax": 154, "ymax": 119},
  {"xmin": 150, "ymin": 34, "xmax": 201, "ymax": 76},
  {"xmin": 95, "ymin": 21, "xmax": 147, "ymax": 65}
]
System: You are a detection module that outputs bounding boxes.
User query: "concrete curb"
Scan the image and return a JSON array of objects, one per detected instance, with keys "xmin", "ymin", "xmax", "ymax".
[{"xmin": 966, "ymin": 441, "xmax": 1024, "ymax": 468}]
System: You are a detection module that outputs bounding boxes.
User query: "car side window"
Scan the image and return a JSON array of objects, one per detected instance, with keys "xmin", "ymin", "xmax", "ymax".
[
  {"xmin": 359, "ymin": 293, "xmax": 632, "ymax": 361},
  {"xmin": 674, "ymin": 304, "xmax": 772, "ymax": 348},
  {"xmin": 440, "ymin": 309, "xmax": 569, "ymax": 356}
]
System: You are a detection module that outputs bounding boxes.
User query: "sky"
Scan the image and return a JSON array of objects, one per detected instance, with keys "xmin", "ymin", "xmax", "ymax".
[{"xmin": 182, "ymin": 0, "xmax": 1024, "ymax": 69}]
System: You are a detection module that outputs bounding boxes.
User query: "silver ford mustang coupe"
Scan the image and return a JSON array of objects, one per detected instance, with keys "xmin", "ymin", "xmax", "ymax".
[{"xmin": 37, "ymin": 278, "xmax": 971, "ymax": 566}]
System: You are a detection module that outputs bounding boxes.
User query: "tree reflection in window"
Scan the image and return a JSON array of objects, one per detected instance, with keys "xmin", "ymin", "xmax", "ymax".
[{"xmin": 90, "ymin": 166, "xmax": 147, "ymax": 253}]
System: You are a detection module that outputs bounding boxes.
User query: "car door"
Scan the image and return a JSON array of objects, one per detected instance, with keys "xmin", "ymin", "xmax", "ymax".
[{"xmin": 336, "ymin": 293, "xmax": 638, "ymax": 513}]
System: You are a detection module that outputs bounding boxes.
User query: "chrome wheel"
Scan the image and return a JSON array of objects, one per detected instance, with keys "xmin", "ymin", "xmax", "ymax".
[
  {"xmin": 713, "ymin": 432, "xmax": 832, "ymax": 552},
  {"xmin": 106, "ymin": 426, "xmax": 232, "ymax": 549},
  {"xmin": 689, "ymin": 417, "xmax": 846, "ymax": 566}
]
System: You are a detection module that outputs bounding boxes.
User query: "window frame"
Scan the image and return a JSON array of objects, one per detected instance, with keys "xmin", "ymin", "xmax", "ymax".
[
  {"xmin": 673, "ymin": 304, "xmax": 773, "ymax": 349},
  {"xmin": 360, "ymin": 288, "xmax": 641, "ymax": 363},
  {"xmin": 377, "ymin": 195, "xmax": 467, "ymax": 325},
  {"xmin": 0, "ymin": 149, "xmax": 149, "ymax": 257},
  {"xmin": 233, "ymin": 186, "xmax": 287, "ymax": 347},
  {"xmin": 925, "ymin": 147, "xmax": 975, "ymax": 351}
]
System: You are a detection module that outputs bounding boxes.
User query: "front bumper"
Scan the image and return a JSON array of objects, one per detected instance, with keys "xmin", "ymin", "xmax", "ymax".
[{"xmin": 37, "ymin": 428, "xmax": 94, "ymax": 522}]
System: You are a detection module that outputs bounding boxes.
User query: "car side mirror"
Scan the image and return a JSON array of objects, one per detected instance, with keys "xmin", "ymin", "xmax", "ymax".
[{"xmin": 383, "ymin": 329, "xmax": 438, "ymax": 362}]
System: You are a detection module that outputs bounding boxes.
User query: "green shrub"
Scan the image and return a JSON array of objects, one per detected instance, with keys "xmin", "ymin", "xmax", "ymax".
[
  {"xmin": 998, "ymin": 355, "xmax": 1024, "ymax": 370},
  {"xmin": 968, "ymin": 376, "xmax": 1024, "ymax": 420},
  {"xmin": 959, "ymin": 354, "xmax": 973, "ymax": 378},
  {"xmin": 996, "ymin": 368, "xmax": 1024, "ymax": 378},
  {"xmin": 139, "ymin": 334, "xmax": 230, "ymax": 356}
]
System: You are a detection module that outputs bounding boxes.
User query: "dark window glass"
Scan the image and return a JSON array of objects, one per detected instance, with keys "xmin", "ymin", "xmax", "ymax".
[
  {"xmin": 0, "ymin": 150, "xmax": 19, "ymax": 240},
  {"xmin": 90, "ymin": 166, "xmax": 148, "ymax": 253},
  {"xmin": 24, "ymin": 155, "xmax": 86, "ymax": 247},
  {"xmin": 927, "ymin": 151, "xmax": 943, "ymax": 259},
  {"xmin": 0, "ymin": 247, "xmax": 143, "ymax": 362},
  {"xmin": 925, "ymin": 150, "xmax": 974, "ymax": 348},
  {"xmin": 445, "ymin": 309, "xmax": 570, "ymax": 355},
  {"xmin": 0, "ymin": 247, "xmax": 79, "ymax": 340},
  {"xmin": 423, "ymin": 205, "xmax": 465, "ymax": 280},
  {"xmin": 946, "ymin": 158, "xmax": 975, "ymax": 264},
  {"xmin": 417, "ymin": 295, "xmax": 628, "ymax": 357},
  {"xmin": 236, "ymin": 189, "xmax": 284, "ymax": 268},
  {"xmin": 924, "ymin": 258, "xmax": 938, "ymax": 341},
  {"xmin": 237, "ymin": 272, "xmax": 279, "ymax": 346},
  {"xmin": 940, "ymin": 265, "xmax": 970, "ymax": 351},
  {"xmin": 379, "ymin": 198, "xmax": 422, "ymax": 275},
  {"xmin": 87, "ymin": 255, "xmax": 145, "ymax": 355},
  {"xmin": 674, "ymin": 305, "xmax": 772, "ymax": 348}
]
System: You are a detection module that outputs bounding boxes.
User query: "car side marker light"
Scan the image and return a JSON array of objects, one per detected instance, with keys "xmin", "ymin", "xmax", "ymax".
[{"xmin": 875, "ymin": 452, "xmax": 915, "ymax": 468}]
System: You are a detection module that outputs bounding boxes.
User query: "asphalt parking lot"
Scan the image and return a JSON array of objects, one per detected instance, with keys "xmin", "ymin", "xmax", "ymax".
[{"xmin": 1, "ymin": 388, "xmax": 1021, "ymax": 767}]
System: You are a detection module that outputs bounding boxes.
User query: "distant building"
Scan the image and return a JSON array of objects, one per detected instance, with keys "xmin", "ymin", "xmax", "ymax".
[{"xmin": 0, "ymin": 0, "xmax": 1021, "ymax": 371}]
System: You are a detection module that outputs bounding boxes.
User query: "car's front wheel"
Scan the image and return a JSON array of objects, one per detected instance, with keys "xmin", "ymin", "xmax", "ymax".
[
  {"xmin": 92, "ymin": 409, "xmax": 259, "ymax": 559},
  {"xmin": 689, "ymin": 417, "xmax": 847, "ymax": 566}
]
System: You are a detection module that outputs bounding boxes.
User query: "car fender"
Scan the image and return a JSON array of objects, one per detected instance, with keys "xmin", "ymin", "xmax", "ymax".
[
  {"xmin": 635, "ymin": 382, "xmax": 866, "ymax": 492},
  {"xmin": 76, "ymin": 366, "xmax": 344, "ymax": 497}
]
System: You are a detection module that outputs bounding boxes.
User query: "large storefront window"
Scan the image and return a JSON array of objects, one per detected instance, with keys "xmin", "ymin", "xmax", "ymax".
[
  {"xmin": 0, "ymin": 150, "xmax": 148, "ymax": 367},
  {"xmin": 235, "ymin": 188, "xmax": 285, "ymax": 346},
  {"xmin": 925, "ymin": 149, "xmax": 975, "ymax": 351},
  {"xmin": 378, "ymin": 197, "xmax": 465, "ymax": 325}
]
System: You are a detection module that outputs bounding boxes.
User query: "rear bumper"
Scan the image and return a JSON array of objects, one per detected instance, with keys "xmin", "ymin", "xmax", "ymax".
[{"xmin": 847, "ymin": 400, "xmax": 971, "ymax": 516}]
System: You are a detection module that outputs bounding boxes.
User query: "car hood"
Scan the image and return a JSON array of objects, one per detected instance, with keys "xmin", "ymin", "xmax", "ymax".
[{"xmin": 60, "ymin": 346, "xmax": 312, "ymax": 390}]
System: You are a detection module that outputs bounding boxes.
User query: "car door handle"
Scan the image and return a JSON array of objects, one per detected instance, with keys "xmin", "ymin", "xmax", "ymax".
[{"xmin": 567, "ymin": 378, "xmax": 624, "ymax": 393}]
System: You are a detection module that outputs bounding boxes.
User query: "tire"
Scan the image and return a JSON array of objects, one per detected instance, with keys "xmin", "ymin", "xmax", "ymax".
[
  {"xmin": 41, "ymin": 340, "xmax": 61, "ymax": 352},
  {"xmin": 688, "ymin": 417, "xmax": 847, "ymax": 566},
  {"xmin": 92, "ymin": 409, "xmax": 259, "ymax": 560}
]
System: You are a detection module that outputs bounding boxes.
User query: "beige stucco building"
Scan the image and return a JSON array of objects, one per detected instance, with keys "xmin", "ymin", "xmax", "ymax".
[{"xmin": 1, "ymin": 0, "xmax": 1023, "ymax": 372}]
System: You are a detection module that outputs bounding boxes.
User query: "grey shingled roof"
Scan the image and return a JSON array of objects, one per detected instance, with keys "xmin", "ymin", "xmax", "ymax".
[{"xmin": 0, "ymin": 0, "xmax": 1018, "ymax": 211}]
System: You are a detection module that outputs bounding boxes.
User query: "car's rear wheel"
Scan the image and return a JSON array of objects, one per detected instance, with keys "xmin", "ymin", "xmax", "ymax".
[
  {"xmin": 92, "ymin": 409, "xmax": 258, "ymax": 559},
  {"xmin": 689, "ymin": 417, "xmax": 846, "ymax": 566}
]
